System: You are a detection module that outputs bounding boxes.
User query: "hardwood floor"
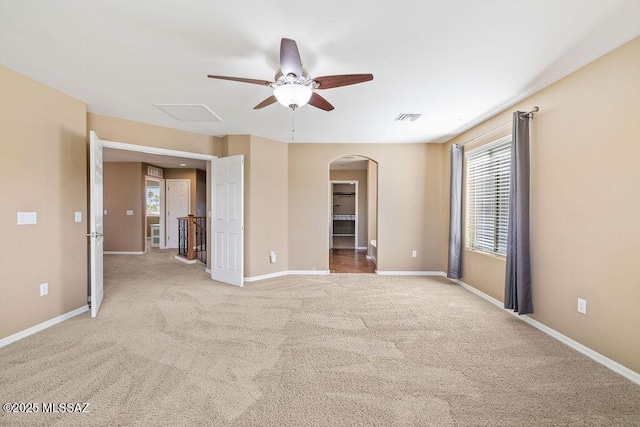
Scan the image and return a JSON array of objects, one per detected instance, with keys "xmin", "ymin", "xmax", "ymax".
[{"xmin": 329, "ymin": 249, "xmax": 376, "ymax": 273}]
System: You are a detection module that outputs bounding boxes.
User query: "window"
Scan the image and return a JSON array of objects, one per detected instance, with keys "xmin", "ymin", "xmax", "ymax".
[
  {"xmin": 465, "ymin": 135, "xmax": 511, "ymax": 256},
  {"xmin": 146, "ymin": 187, "xmax": 160, "ymax": 216}
]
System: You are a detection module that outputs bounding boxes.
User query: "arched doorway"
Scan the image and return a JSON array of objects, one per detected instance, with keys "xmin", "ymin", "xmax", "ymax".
[{"xmin": 328, "ymin": 155, "xmax": 378, "ymax": 273}]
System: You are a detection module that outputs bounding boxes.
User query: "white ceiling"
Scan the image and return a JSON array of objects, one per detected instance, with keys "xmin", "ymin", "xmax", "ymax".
[{"xmin": 1, "ymin": 1, "xmax": 638, "ymax": 144}]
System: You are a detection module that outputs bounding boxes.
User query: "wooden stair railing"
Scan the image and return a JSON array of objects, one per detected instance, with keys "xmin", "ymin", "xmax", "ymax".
[{"xmin": 177, "ymin": 215, "xmax": 207, "ymax": 263}]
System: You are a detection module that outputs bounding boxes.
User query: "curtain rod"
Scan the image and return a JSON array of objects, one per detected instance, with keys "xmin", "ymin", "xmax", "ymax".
[{"xmin": 455, "ymin": 106, "xmax": 539, "ymax": 148}]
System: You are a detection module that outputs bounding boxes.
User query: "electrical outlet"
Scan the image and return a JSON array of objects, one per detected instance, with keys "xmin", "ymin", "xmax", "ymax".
[
  {"xmin": 577, "ymin": 298, "xmax": 587, "ymax": 314},
  {"xmin": 270, "ymin": 251, "xmax": 277, "ymax": 264},
  {"xmin": 40, "ymin": 283, "xmax": 48, "ymax": 296},
  {"xmin": 412, "ymin": 250, "xmax": 417, "ymax": 258}
]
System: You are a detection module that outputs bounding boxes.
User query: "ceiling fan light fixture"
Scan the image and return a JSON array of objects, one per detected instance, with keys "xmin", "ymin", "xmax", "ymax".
[{"xmin": 273, "ymin": 84, "xmax": 312, "ymax": 110}]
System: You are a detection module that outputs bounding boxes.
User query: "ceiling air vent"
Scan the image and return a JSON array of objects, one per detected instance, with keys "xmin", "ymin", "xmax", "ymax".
[
  {"xmin": 394, "ymin": 113, "xmax": 422, "ymax": 122},
  {"xmin": 154, "ymin": 104, "xmax": 222, "ymax": 122}
]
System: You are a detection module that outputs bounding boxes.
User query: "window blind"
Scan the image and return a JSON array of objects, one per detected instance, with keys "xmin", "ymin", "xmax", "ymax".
[{"xmin": 465, "ymin": 136, "xmax": 512, "ymax": 255}]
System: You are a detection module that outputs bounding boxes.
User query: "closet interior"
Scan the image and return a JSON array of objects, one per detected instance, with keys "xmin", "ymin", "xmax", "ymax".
[{"xmin": 331, "ymin": 182, "xmax": 357, "ymax": 249}]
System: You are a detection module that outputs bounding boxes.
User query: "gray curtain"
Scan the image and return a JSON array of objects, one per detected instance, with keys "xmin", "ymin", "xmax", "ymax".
[
  {"xmin": 447, "ymin": 144, "xmax": 463, "ymax": 279},
  {"xmin": 504, "ymin": 112, "xmax": 533, "ymax": 314}
]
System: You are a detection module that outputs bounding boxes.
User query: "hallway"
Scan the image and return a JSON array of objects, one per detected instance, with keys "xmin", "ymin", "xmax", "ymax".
[{"xmin": 329, "ymin": 249, "xmax": 376, "ymax": 273}]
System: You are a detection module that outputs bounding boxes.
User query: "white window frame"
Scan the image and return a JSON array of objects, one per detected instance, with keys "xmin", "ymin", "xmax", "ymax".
[
  {"xmin": 465, "ymin": 135, "xmax": 512, "ymax": 257},
  {"xmin": 146, "ymin": 185, "xmax": 161, "ymax": 216}
]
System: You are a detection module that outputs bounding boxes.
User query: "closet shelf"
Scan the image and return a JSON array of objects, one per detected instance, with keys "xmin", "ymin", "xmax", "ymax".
[
  {"xmin": 333, "ymin": 214, "xmax": 356, "ymax": 221},
  {"xmin": 333, "ymin": 233, "xmax": 355, "ymax": 237}
]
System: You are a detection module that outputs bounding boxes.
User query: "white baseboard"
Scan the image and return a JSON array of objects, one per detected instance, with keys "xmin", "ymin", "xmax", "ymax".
[
  {"xmin": 449, "ymin": 277, "xmax": 640, "ymax": 386},
  {"xmin": 205, "ymin": 268, "xmax": 211, "ymax": 274},
  {"xmin": 104, "ymin": 251, "xmax": 145, "ymax": 255},
  {"xmin": 174, "ymin": 255, "xmax": 197, "ymax": 264},
  {"xmin": 244, "ymin": 271, "xmax": 289, "ymax": 282},
  {"xmin": 244, "ymin": 270, "xmax": 330, "ymax": 282},
  {"xmin": 289, "ymin": 270, "xmax": 330, "ymax": 276},
  {"xmin": 0, "ymin": 305, "xmax": 89, "ymax": 349},
  {"xmin": 375, "ymin": 271, "xmax": 446, "ymax": 276}
]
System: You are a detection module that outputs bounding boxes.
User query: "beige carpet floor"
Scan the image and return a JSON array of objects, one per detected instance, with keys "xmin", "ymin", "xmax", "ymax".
[{"xmin": 1, "ymin": 249, "xmax": 639, "ymax": 426}]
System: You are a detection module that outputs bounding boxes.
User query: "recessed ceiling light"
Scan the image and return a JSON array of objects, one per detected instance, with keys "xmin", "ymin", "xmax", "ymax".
[{"xmin": 180, "ymin": 163, "xmax": 187, "ymax": 167}]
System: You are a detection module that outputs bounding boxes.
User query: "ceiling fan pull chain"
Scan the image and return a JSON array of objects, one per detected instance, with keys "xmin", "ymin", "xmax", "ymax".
[{"xmin": 291, "ymin": 109, "xmax": 295, "ymax": 140}]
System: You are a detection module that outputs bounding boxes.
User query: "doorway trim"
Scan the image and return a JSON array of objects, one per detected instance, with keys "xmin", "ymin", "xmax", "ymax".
[
  {"xmin": 100, "ymin": 139, "xmax": 217, "ymax": 269},
  {"xmin": 327, "ymin": 155, "xmax": 379, "ymax": 273},
  {"xmin": 102, "ymin": 140, "xmax": 216, "ymax": 162},
  {"xmin": 145, "ymin": 177, "xmax": 165, "ymax": 250}
]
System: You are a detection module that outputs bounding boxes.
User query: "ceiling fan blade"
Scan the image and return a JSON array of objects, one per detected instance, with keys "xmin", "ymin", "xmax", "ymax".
[
  {"xmin": 254, "ymin": 95, "xmax": 277, "ymax": 109},
  {"xmin": 207, "ymin": 75, "xmax": 272, "ymax": 86},
  {"xmin": 313, "ymin": 74, "xmax": 374, "ymax": 89},
  {"xmin": 308, "ymin": 92, "xmax": 334, "ymax": 111},
  {"xmin": 280, "ymin": 38, "xmax": 303, "ymax": 78}
]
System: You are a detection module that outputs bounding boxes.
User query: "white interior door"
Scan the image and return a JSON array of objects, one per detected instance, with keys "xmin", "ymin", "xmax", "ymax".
[
  {"xmin": 89, "ymin": 131, "xmax": 104, "ymax": 318},
  {"xmin": 212, "ymin": 155, "xmax": 244, "ymax": 287},
  {"xmin": 165, "ymin": 179, "xmax": 190, "ymax": 248}
]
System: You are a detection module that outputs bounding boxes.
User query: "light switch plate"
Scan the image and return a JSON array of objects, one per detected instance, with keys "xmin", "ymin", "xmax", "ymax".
[
  {"xmin": 126, "ymin": 210, "xmax": 134, "ymax": 216},
  {"xmin": 40, "ymin": 283, "xmax": 48, "ymax": 296},
  {"xmin": 17, "ymin": 212, "xmax": 37, "ymax": 225},
  {"xmin": 75, "ymin": 211, "xmax": 82, "ymax": 222}
]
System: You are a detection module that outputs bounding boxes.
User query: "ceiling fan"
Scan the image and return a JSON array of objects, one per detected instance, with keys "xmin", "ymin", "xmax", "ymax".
[{"xmin": 207, "ymin": 38, "xmax": 373, "ymax": 111}]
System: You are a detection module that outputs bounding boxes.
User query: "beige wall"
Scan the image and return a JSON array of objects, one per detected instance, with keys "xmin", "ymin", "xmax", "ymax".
[
  {"xmin": 103, "ymin": 163, "xmax": 145, "ymax": 252},
  {"xmin": 442, "ymin": 36, "xmax": 640, "ymax": 373},
  {"xmin": 247, "ymin": 136, "xmax": 289, "ymax": 277},
  {"xmin": 222, "ymin": 135, "xmax": 289, "ymax": 278},
  {"xmin": 289, "ymin": 144, "xmax": 444, "ymax": 272},
  {"xmin": 0, "ymin": 65, "xmax": 88, "ymax": 339},
  {"xmin": 87, "ymin": 113, "xmax": 222, "ymax": 156},
  {"xmin": 330, "ymin": 170, "xmax": 368, "ymax": 248}
]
